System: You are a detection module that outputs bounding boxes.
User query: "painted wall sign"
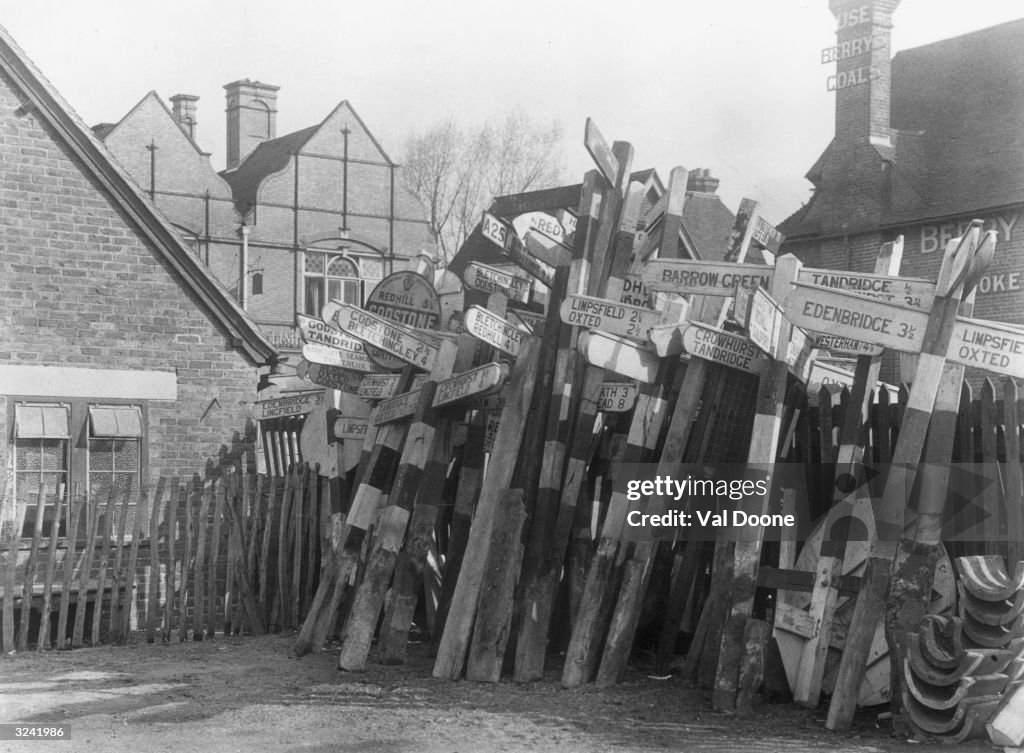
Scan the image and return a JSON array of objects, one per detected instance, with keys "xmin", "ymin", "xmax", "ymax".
[
  {"xmin": 333, "ymin": 417, "xmax": 370, "ymax": 440},
  {"xmin": 329, "ymin": 303, "xmax": 440, "ymax": 371},
  {"xmin": 372, "ymin": 389, "xmax": 421, "ymax": 426},
  {"xmin": 301, "ymin": 342, "xmax": 377, "ymax": 372},
  {"xmin": 433, "ymin": 362, "xmax": 508, "ymax": 407},
  {"xmin": 681, "ymin": 323, "xmax": 764, "ymax": 375},
  {"xmin": 598, "ymin": 381, "xmax": 638, "ymax": 413},
  {"xmin": 920, "ymin": 213, "xmax": 1019, "ymax": 255},
  {"xmin": 257, "ymin": 391, "xmax": 324, "ymax": 420},
  {"xmin": 463, "ymin": 262, "xmax": 532, "ymax": 303},
  {"xmin": 783, "ymin": 283, "xmax": 929, "ymax": 354},
  {"xmin": 642, "ymin": 259, "xmax": 773, "ymax": 297},
  {"xmin": 835, "ymin": 4, "xmax": 872, "ymax": 30},
  {"xmin": 306, "ymin": 363, "xmax": 364, "ymax": 394},
  {"xmin": 559, "ymin": 294, "xmax": 660, "ymax": 341},
  {"xmin": 821, "ymin": 33, "xmax": 881, "ymax": 64},
  {"xmin": 464, "ymin": 305, "xmax": 526, "ymax": 357},
  {"xmin": 826, "ymin": 66, "xmax": 880, "ymax": 92}
]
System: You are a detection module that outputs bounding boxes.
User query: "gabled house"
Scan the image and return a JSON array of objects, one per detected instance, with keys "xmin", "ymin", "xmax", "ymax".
[
  {"xmin": 779, "ymin": 3, "xmax": 1024, "ymax": 341},
  {"xmin": 0, "ymin": 25, "xmax": 278, "ymax": 538},
  {"xmin": 98, "ymin": 81, "xmax": 436, "ymax": 380}
]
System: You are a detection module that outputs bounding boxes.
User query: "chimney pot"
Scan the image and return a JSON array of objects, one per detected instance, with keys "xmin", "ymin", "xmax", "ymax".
[
  {"xmin": 170, "ymin": 94, "xmax": 199, "ymax": 141},
  {"xmin": 687, "ymin": 168, "xmax": 720, "ymax": 194}
]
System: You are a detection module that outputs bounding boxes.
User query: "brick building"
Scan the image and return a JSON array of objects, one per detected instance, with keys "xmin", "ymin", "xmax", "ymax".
[
  {"xmin": 0, "ymin": 27, "xmax": 278, "ymax": 536},
  {"xmin": 95, "ymin": 80, "xmax": 436, "ymax": 367},
  {"xmin": 779, "ymin": 2, "xmax": 1024, "ymax": 377}
]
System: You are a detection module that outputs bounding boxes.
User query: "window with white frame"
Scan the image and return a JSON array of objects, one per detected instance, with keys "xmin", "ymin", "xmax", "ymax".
[
  {"xmin": 13, "ymin": 404, "xmax": 69, "ymax": 538},
  {"xmin": 302, "ymin": 250, "xmax": 383, "ymax": 316}
]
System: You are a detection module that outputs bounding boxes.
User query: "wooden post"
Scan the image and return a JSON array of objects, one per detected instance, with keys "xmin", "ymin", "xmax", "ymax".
[
  {"xmin": 433, "ymin": 336, "xmax": 541, "ymax": 679},
  {"xmin": 18, "ymin": 483, "xmax": 47, "ymax": 651},
  {"xmin": 56, "ymin": 490, "xmax": 84, "ymax": 649},
  {"xmin": 826, "ymin": 222, "xmax": 992, "ymax": 731},
  {"xmin": 37, "ymin": 487, "xmax": 66, "ymax": 649},
  {"xmin": 72, "ymin": 486, "xmax": 101, "ymax": 649},
  {"xmin": 90, "ymin": 486, "xmax": 116, "ymax": 646},
  {"xmin": 106, "ymin": 479, "xmax": 131, "ymax": 644},
  {"xmin": 1004, "ymin": 378, "xmax": 1024, "ymax": 566},
  {"xmin": 713, "ymin": 253, "xmax": 802, "ymax": 712},
  {"xmin": 121, "ymin": 482, "xmax": 152, "ymax": 642},
  {"xmin": 466, "ymin": 489, "xmax": 528, "ymax": 682},
  {"xmin": 789, "ymin": 238, "xmax": 904, "ymax": 707},
  {"xmin": 192, "ymin": 477, "xmax": 212, "ymax": 639}
]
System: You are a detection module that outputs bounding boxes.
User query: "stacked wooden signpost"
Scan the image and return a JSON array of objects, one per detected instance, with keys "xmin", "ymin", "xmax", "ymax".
[{"xmin": 254, "ymin": 119, "xmax": 1024, "ymax": 743}]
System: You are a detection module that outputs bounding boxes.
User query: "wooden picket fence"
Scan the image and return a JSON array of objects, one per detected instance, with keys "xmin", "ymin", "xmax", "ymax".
[
  {"xmin": 789, "ymin": 375, "xmax": 1024, "ymax": 562},
  {"xmin": 0, "ymin": 461, "xmax": 328, "ymax": 652}
]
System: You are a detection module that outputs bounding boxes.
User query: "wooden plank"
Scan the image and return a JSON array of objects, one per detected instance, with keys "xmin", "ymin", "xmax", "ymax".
[
  {"xmin": 18, "ymin": 483, "xmax": 47, "ymax": 651},
  {"xmin": 146, "ymin": 483, "xmax": 165, "ymax": 644},
  {"xmin": 179, "ymin": 478, "xmax": 197, "ymax": 641},
  {"xmin": 37, "ymin": 488, "xmax": 66, "ymax": 650},
  {"xmin": 72, "ymin": 488, "xmax": 101, "ymax": 649},
  {"xmin": 1004, "ymin": 378, "xmax": 1024, "ymax": 566},
  {"xmin": 206, "ymin": 476, "xmax": 226, "ymax": 638},
  {"xmin": 192, "ymin": 478, "xmax": 212, "ymax": 640},
  {"xmin": 713, "ymin": 255, "xmax": 803, "ymax": 712},
  {"xmin": 2, "ymin": 518, "xmax": 19, "ymax": 652},
  {"xmin": 258, "ymin": 475, "xmax": 277, "ymax": 623},
  {"xmin": 290, "ymin": 466, "xmax": 307, "ymax": 631},
  {"xmin": 55, "ymin": 492, "xmax": 84, "ymax": 649},
  {"xmin": 222, "ymin": 480, "xmax": 267, "ymax": 636},
  {"xmin": 106, "ymin": 479, "xmax": 131, "ymax": 644},
  {"xmin": 465, "ymin": 489, "xmax": 527, "ymax": 682},
  {"xmin": 90, "ymin": 486, "xmax": 116, "ymax": 646},
  {"xmin": 121, "ymin": 482, "xmax": 153, "ymax": 642},
  {"xmin": 433, "ymin": 337, "xmax": 541, "ymax": 679}
]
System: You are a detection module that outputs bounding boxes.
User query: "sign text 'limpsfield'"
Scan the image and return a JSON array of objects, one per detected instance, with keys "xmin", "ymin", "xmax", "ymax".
[
  {"xmin": 333, "ymin": 417, "xmax": 369, "ymax": 441},
  {"xmin": 559, "ymin": 294, "xmax": 661, "ymax": 341}
]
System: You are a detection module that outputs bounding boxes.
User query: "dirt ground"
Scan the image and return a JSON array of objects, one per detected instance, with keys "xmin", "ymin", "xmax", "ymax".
[{"xmin": 0, "ymin": 634, "xmax": 998, "ymax": 753}]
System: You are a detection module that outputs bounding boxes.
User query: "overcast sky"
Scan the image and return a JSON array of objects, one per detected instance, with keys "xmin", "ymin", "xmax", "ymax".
[{"xmin": 3, "ymin": 1, "xmax": 1022, "ymax": 225}]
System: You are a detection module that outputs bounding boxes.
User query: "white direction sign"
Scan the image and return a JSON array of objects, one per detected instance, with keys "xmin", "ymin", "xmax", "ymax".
[
  {"xmin": 578, "ymin": 330, "xmax": 661, "ymax": 383},
  {"xmin": 523, "ymin": 229, "xmax": 572, "ymax": 268},
  {"xmin": 302, "ymin": 342, "xmax": 377, "ymax": 372},
  {"xmin": 463, "ymin": 262, "xmax": 532, "ymax": 303},
  {"xmin": 333, "ymin": 417, "xmax": 370, "ymax": 441},
  {"xmin": 257, "ymin": 391, "xmax": 324, "ymax": 421},
  {"xmin": 330, "ymin": 303, "xmax": 441, "ymax": 371},
  {"xmin": 807, "ymin": 361, "xmax": 857, "ymax": 404},
  {"xmin": 372, "ymin": 389, "xmax": 422, "ymax": 426},
  {"xmin": 464, "ymin": 305, "xmax": 527, "ymax": 357},
  {"xmin": 358, "ymin": 373, "xmax": 403, "ymax": 400},
  {"xmin": 643, "ymin": 259, "xmax": 774, "ymax": 297},
  {"xmin": 559, "ymin": 294, "xmax": 661, "ymax": 342},
  {"xmin": 481, "ymin": 211, "xmax": 556, "ymax": 287},
  {"xmin": 748, "ymin": 287, "xmax": 784, "ymax": 356},
  {"xmin": 785, "ymin": 326, "xmax": 817, "ymax": 383},
  {"xmin": 513, "ymin": 211, "xmax": 571, "ymax": 248},
  {"xmin": 306, "ymin": 363, "xmax": 364, "ymax": 394},
  {"xmin": 599, "ymin": 382, "xmax": 638, "ymax": 412},
  {"xmin": 949, "ymin": 318, "xmax": 1024, "ymax": 379},
  {"xmin": 681, "ymin": 323, "xmax": 766, "ymax": 375},
  {"xmin": 297, "ymin": 314, "xmax": 377, "ymax": 372},
  {"xmin": 752, "ymin": 216, "xmax": 785, "ymax": 255},
  {"xmin": 797, "ymin": 268, "xmax": 934, "ymax": 311},
  {"xmin": 813, "ymin": 333, "xmax": 883, "ymax": 357},
  {"xmin": 433, "ymin": 362, "xmax": 509, "ymax": 407},
  {"xmin": 783, "ymin": 283, "xmax": 929, "ymax": 354}
]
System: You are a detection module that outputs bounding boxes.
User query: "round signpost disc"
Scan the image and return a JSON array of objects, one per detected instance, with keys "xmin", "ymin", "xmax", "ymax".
[{"xmin": 363, "ymin": 270, "xmax": 442, "ymax": 371}]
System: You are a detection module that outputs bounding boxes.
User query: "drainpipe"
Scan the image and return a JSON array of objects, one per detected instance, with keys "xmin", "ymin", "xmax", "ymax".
[{"xmin": 240, "ymin": 224, "xmax": 250, "ymax": 310}]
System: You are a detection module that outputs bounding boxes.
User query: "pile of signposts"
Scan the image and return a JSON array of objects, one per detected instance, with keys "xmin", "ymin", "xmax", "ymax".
[{"xmin": 288, "ymin": 119, "xmax": 1024, "ymax": 743}]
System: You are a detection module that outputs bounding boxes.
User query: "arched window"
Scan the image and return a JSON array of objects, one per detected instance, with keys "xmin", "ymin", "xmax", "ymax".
[{"xmin": 303, "ymin": 252, "xmax": 363, "ymax": 316}]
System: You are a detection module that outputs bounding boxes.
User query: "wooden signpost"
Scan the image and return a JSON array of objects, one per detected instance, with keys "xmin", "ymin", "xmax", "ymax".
[
  {"xmin": 301, "ymin": 342, "xmax": 376, "ymax": 373},
  {"xmin": 824, "ymin": 222, "xmax": 996, "ymax": 731},
  {"xmin": 328, "ymin": 302, "xmax": 442, "ymax": 372},
  {"xmin": 481, "ymin": 211, "xmax": 558, "ymax": 287},
  {"xmin": 463, "ymin": 261, "xmax": 532, "ymax": 304},
  {"xmin": 577, "ymin": 330, "xmax": 661, "ymax": 383},
  {"xmin": 559, "ymin": 294, "xmax": 662, "ymax": 342},
  {"xmin": 644, "ymin": 259, "xmax": 773, "ymax": 297},
  {"xmin": 464, "ymin": 305, "xmax": 527, "ymax": 358},
  {"xmin": 681, "ymin": 323, "xmax": 766, "ymax": 374}
]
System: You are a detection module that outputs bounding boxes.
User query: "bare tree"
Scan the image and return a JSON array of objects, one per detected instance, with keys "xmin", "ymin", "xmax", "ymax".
[{"xmin": 401, "ymin": 109, "xmax": 565, "ymax": 262}]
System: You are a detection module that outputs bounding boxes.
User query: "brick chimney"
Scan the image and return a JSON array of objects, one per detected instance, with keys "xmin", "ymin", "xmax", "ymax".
[
  {"xmin": 687, "ymin": 168, "xmax": 720, "ymax": 194},
  {"xmin": 224, "ymin": 80, "xmax": 279, "ymax": 170},
  {"xmin": 828, "ymin": 0, "xmax": 901, "ymax": 147},
  {"xmin": 169, "ymin": 94, "xmax": 199, "ymax": 140}
]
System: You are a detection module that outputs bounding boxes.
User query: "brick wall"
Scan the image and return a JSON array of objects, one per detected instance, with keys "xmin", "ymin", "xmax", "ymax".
[{"xmin": 0, "ymin": 67, "xmax": 262, "ymax": 487}]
